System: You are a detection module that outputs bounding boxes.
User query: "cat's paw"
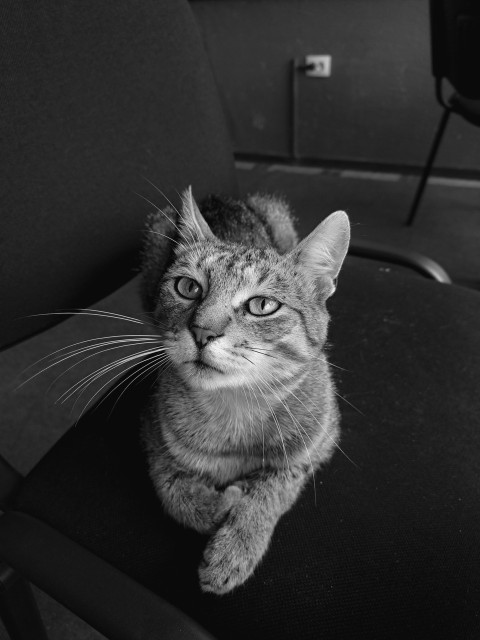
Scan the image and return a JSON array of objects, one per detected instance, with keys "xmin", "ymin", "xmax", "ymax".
[
  {"xmin": 185, "ymin": 483, "xmax": 244, "ymax": 534},
  {"xmin": 216, "ymin": 484, "xmax": 244, "ymax": 516},
  {"xmin": 198, "ymin": 514, "xmax": 270, "ymax": 595}
]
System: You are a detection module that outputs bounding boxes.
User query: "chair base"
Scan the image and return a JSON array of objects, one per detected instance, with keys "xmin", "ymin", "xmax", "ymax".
[{"xmin": 405, "ymin": 106, "xmax": 452, "ymax": 226}]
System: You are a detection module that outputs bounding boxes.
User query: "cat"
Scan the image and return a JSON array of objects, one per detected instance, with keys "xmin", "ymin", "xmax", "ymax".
[{"xmin": 140, "ymin": 187, "xmax": 350, "ymax": 595}]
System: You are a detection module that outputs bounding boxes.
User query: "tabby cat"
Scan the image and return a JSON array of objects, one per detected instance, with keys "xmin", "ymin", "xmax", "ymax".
[{"xmin": 140, "ymin": 187, "xmax": 350, "ymax": 594}]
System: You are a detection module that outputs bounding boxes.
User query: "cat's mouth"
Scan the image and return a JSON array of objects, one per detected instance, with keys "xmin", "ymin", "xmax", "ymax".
[{"xmin": 190, "ymin": 359, "xmax": 224, "ymax": 375}]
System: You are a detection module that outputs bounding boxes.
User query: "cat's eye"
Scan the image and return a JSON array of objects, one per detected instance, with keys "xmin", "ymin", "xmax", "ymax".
[
  {"xmin": 247, "ymin": 296, "xmax": 281, "ymax": 317},
  {"xmin": 174, "ymin": 276, "xmax": 202, "ymax": 300}
]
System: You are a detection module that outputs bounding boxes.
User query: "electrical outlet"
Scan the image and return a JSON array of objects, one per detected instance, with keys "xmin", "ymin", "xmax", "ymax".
[{"xmin": 304, "ymin": 55, "xmax": 332, "ymax": 77}]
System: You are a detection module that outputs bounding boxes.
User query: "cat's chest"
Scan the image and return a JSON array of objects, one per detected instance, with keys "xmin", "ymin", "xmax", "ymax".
[
  {"xmin": 168, "ymin": 438, "xmax": 263, "ymax": 485},
  {"xmin": 158, "ymin": 392, "xmax": 272, "ymax": 482}
]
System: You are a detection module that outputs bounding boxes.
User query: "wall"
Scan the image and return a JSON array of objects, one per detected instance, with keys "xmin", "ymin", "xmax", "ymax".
[{"xmin": 191, "ymin": 0, "xmax": 480, "ymax": 175}]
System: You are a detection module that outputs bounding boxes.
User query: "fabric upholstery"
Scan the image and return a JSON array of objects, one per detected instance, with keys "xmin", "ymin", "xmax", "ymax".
[
  {"xmin": 0, "ymin": 0, "xmax": 237, "ymax": 348},
  {"xmin": 13, "ymin": 258, "xmax": 480, "ymax": 639}
]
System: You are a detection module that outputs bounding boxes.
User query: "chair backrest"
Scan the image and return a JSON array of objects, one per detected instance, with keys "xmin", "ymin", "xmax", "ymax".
[
  {"xmin": 431, "ymin": 0, "xmax": 480, "ymax": 98},
  {"xmin": 0, "ymin": 0, "xmax": 237, "ymax": 349}
]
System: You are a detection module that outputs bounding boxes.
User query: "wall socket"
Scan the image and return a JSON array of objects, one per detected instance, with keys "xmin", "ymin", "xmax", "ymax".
[{"xmin": 304, "ymin": 55, "xmax": 332, "ymax": 77}]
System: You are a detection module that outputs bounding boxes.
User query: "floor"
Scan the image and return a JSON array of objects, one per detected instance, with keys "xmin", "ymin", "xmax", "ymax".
[
  {"xmin": 1, "ymin": 163, "xmax": 479, "ymax": 639},
  {"xmin": 236, "ymin": 162, "xmax": 480, "ymax": 291}
]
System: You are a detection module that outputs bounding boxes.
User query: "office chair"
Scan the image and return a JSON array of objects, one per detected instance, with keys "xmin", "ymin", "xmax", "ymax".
[
  {"xmin": 406, "ymin": 0, "xmax": 480, "ymax": 225},
  {"xmin": 1, "ymin": 1, "xmax": 480, "ymax": 639}
]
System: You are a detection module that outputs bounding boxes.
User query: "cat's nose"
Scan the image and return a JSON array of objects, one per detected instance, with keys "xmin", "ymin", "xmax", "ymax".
[{"xmin": 190, "ymin": 325, "xmax": 219, "ymax": 348}]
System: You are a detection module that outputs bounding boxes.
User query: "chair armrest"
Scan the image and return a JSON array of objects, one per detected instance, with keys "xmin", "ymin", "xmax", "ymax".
[
  {"xmin": 0, "ymin": 511, "xmax": 215, "ymax": 640},
  {"xmin": 349, "ymin": 238, "xmax": 452, "ymax": 283}
]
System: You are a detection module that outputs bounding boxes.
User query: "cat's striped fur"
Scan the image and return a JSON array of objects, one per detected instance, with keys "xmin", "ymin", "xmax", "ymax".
[{"xmin": 140, "ymin": 187, "xmax": 350, "ymax": 594}]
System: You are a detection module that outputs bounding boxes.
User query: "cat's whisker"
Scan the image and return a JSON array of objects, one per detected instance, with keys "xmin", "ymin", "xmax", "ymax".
[
  {"xmin": 244, "ymin": 347, "xmax": 277, "ymax": 360},
  {"xmin": 135, "ymin": 191, "xmax": 176, "ymax": 227},
  {"xmin": 70, "ymin": 352, "xmax": 172, "ymax": 425},
  {"xmin": 248, "ymin": 345, "xmax": 277, "ymax": 352},
  {"xmin": 149, "ymin": 230, "xmax": 181, "ymax": 246},
  {"xmin": 333, "ymin": 390, "xmax": 365, "ymax": 416},
  {"xmin": 252, "ymin": 378, "xmax": 291, "ymax": 475},
  {"xmin": 75, "ymin": 352, "xmax": 173, "ymax": 424},
  {"xmin": 246, "ymin": 384, "xmax": 260, "ymax": 451},
  {"xmin": 288, "ymin": 385, "xmax": 359, "ymax": 468},
  {"xmin": 266, "ymin": 377, "xmax": 317, "ymax": 505},
  {"xmin": 309, "ymin": 354, "xmax": 349, "ymax": 372},
  {"xmin": 68, "ymin": 346, "xmax": 171, "ymax": 405},
  {"xmin": 66, "ymin": 308, "xmax": 148, "ymax": 325},
  {"xmin": 137, "ymin": 191, "xmax": 192, "ymax": 253},
  {"xmin": 81, "ymin": 308, "xmax": 150, "ymax": 324},
  {"xmin": 148, "ymin": 185, "xmax": 200, "ymax": 255},
  {"xmin": 18, "ymin": 334, "xmax": 161, "ymax": 377},
  {"xmin": 178, "ymin": 229, "xmax": 198, "ymax": 255},
  {"xmin": 240, "ymin": 385, "xmax": 254, "ymax": 444},
  {"xmin": 174, "ymin": 198, "xmax": 200, "ymax": 254},
  {"xmin": 136, "ymin": 190, "xmax": 191, "ymax": 253},
  {"xmin": 25, "ymin": 309, "xmax": 147, "ymax": 326},
  {"xmin": 57, "ymin": 346, "xmax": 168, "ymax": 406},
  {"xmin": 47, "ymin": 339, "xmax": 165, "ymax": 392},
  {"xmin": 16, "ymin": 337, "xmax": 162, "ymax": 390},
  {"xmin": 103, "ymin": 352, "xmax": 173, "ymax": 418},
  {"xmin": 142, "ymin": 178, "xmax": 183, "ymax": 221},
  {"xmin": 48, "ymin": 336, "xmax": 161, "ymax": 362},
  {"xmin": 244, "ymin": 380, "xmax": 266, "ymax": 470},
  {"xmin": 256, "ymin": 371, "xmax": 316, "ymax": 490}
]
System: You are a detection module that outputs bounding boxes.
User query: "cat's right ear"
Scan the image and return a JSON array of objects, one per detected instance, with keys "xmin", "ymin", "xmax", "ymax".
[
  {"xmin": 140, "ymin": 207, "xmax": 178, "ymax": 311},
  {"xmin": 292, "ymin": 210, "xmax": 350, "ymax": 298}
]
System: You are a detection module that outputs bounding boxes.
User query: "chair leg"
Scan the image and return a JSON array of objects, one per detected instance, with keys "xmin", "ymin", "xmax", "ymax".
[
  {"xmin": 0, "ymin": 562, "xmax": 48, "ymax": 640},
  {"xmin": 405, "ymin": 106, "xmax": 452, "ymax": 226}
]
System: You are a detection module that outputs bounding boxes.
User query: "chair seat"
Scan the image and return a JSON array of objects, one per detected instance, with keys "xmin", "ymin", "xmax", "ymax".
[
  {"xmin": 11, "ymin": 259, "xmax": 480, "ymax": 639},
  {"xmin": 450, "ymin": 92, "xmax": 480, "ymax": 126}
]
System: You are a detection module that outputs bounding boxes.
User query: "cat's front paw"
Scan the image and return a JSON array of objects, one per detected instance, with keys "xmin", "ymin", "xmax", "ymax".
[
  {"xmin": 198, "ymin": 512, "xmax": 271, "ymax": 595},
  {"xmin": 184, "ymin": 483, "xmax": 244, "ymax": 534},
  {"xmin": 214, "ymin": 485, "xmax": 244, "ymax": 522}
]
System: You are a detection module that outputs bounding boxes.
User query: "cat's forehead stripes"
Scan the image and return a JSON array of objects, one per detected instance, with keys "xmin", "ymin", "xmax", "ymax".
[{"xmin": 177, "ymin": 243, "xmax": 288, "ymax": 299}]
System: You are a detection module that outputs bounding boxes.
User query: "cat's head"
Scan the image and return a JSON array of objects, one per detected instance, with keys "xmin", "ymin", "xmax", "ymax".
[{"xmin": 142, "ymin": 187, "xmax": 350, "ymax": 391}]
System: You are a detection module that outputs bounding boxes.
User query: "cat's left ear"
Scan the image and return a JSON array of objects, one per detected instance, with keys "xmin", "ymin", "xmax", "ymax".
[
  {"xmin": 179, "ymin": 186, "xmax": 216, "ymax": 244},
  {"xmin": 292, "ymin": 211, "xmax": 350, "ymax": 297}
]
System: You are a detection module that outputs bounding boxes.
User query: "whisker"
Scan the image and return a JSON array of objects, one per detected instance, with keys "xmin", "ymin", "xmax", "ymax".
[
  {"xmin": 135, "ymin": 191, "xmax": 194, "ymax": 252},
  {"xmin": 103, "ymin": 352, "xmax": 172, "ymax": 417},
  {"xmin": 310, "ymin": 354, "xmax": 349, "ymax": 372},
  {"xmin": 284, "ymin": 383, "xmax": 359, "ymax": 468},
  {"xmin": 75, "ymin": 352, "xmax": 172, "ymax": 423},
  {"xmin": 252, "ymin": 379, "xmax": 291, "ymax": 475},
  {"xmin": 266, "ymin": 377, "xmax": 317, "ymax": 505},
  {"xmin": 141, "ymin": 178, "xmax": 182, "ymax": 219},
  {"xmin": 66, "ymin": 350, "xmax": 170, "ymax": 423},
  {"xmin": 24, "ymin": 309, "xmax": 146, "ymax": 325},
  {"xmin": 248, "ymin": 345, "xmax": 277, "ymax": 352},
  {"xmin": 149, "ymin": 230, "xmax": 180, "ymax": 246},
  {"xmin": 333, "ymin": 390, "xmax": 365, "ymax": 416},
  {"xmin": 57, "ymin": 346, "xmax": 168, "ymax": 406},
  {"xmin": 246, "ymin": 380, "xmax": 266, "ymax": 469},
  {"xmin": 244, "ymin": 347, "xmax": 277, "ymax": 359},
  {"xmin": 16, "ymin": 337, "xmax": 162, "ymax": 389},
  {"xmin": 76, "ymin": 309, "xmax": 147, "ymax": 324},
  {"xmin": 46, "ymin": 339, "xmax": 165, "ymax": 392},
  {"xmin": 18, "ymin": 334, "xmax": 161, "ymax": 374},
  {"xmin": 135, "ymin": 192, "xmax": 176, "ymax": 228}
]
